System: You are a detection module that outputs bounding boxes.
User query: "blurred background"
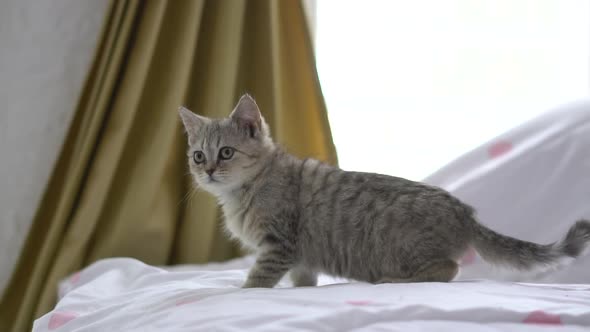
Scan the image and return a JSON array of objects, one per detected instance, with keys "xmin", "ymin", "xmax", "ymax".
[
  {"xmin": 1, "ymin": 0, "xmax": 590, "ymax": 330},
  {"xmin": 316, "ymin": 0, "xmax": 590, "ymax": 180}
]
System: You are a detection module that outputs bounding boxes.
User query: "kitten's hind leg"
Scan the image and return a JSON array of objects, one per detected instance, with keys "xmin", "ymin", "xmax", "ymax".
[
  {"xmin": 290, "ymin": 265, "xmax": 317, "ymax": 287},
  {"xmin": 378, "ymin": 260, "xmax": 459, "ymax": 283}
]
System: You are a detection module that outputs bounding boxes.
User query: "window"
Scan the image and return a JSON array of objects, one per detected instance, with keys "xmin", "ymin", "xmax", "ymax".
[{"xmin": 316, "ymin": 0, "xmax": 590, "ymax": 180}]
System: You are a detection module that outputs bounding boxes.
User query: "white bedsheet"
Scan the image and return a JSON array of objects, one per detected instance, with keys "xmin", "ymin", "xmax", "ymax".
[{"xmin": 34, "ymin": 257, "xmax": 590, "ymax": 331}]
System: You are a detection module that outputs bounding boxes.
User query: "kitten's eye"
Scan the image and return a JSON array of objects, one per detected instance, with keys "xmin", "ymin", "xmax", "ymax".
[
  {"xmin": 219, "ymin": 147, "xmax": 234, "ymax": 160},
  {"xmin": 193, "ymin": 151, "xmax": 205, "ymax": 164}
]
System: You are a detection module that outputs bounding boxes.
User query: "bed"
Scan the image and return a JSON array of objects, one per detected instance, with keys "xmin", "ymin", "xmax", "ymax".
[{"xmin": 34, "ymin": 100, "xmax": 590, "ymax": 331}]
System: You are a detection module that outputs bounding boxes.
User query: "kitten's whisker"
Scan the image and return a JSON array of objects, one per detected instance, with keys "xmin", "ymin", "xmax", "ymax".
[
  {"xmin": 177, "ymin": 181, "xmax": 202, "ymax": 208},
  {"xmin": 187, "ymin": 188, "xmax": 197, "ymax": 208},
  {"xmin": 177, "ymin": 186, "xmax": 194, "ymax": 207}
]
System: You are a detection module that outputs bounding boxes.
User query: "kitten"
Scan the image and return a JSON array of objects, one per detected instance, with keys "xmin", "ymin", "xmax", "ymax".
[{"xmin": 179, "ymin": 94, "xmax": 590, "ymax": 288}]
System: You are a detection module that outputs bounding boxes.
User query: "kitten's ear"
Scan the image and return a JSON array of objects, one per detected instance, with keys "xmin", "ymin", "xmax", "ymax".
[
  {"xmin": 230, "ymin": 94, "xmax": 264, "ymax": 138},
  {"xmin": 178, "ymin": 106, "xmax": 208, "ymax": 142}
]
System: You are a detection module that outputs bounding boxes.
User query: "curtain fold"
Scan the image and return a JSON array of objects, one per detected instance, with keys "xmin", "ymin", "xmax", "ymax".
[{"xmin": 0, "ymin": 0, "xmax": 336, "ymax": 330}]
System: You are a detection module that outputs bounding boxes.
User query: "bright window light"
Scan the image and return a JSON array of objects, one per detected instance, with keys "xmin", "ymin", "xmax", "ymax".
[{"xmin": 316, "ymin": 0, "xmax": 590, "ymax": 181}]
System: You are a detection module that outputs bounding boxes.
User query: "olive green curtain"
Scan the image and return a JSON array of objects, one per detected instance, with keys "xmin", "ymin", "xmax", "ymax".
[{"xmin": 0, "ymin": 0, "xmax": 337, "ymax": 331}]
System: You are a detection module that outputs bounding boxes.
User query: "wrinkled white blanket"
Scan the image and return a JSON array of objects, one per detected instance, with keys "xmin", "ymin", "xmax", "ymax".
[{"xmin": 33, "ymin": 257, "xmax": 590, "ymax": 331}]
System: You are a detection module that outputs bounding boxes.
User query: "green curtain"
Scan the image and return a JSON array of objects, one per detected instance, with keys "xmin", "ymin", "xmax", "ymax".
[{"xmin": 0, "ymin": 0, "xmax": 337, "ymax": 331}]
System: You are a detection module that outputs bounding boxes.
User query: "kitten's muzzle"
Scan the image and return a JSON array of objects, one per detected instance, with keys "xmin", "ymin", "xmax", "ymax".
[{"xmin": 206, "ymin": 168, "xmax": 216, "ymax": 176}]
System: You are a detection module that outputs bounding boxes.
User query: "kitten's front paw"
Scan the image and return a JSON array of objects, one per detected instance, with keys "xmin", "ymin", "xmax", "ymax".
[{"xmin": 241, "ymin": 279, "xmax": 273, "ymax": 288}]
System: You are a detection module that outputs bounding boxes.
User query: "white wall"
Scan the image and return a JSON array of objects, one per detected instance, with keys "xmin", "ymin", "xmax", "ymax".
[{"xmin": 0, "ymin": 0, "xmax": 109, "ymax": 294}]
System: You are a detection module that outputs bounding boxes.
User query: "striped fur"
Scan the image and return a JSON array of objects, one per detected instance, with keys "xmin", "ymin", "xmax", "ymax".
[{"xmin": 179, "ymin": 94, "xmax": 590, "ymax": 288}]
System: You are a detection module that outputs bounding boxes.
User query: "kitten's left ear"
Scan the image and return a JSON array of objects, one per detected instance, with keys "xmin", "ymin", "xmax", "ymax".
[
  {"xmin": 178, "ymin": 106, "xmax": 208, "ymax": 142},
  {"xmin": 230, "ymin": 94, "xmax": 265, "ymax": 138}
]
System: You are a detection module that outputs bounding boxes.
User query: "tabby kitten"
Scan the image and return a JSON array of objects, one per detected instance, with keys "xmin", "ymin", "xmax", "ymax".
[{"xmin": 179, "ymin": 94, "xmax": 590, "ymax": 288}]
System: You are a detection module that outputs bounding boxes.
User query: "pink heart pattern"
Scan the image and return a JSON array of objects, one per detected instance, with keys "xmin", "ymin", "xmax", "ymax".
[
  {"xmin": 48, "ymin": 311, "xmax": 78, "ymax": 330},
  {"xmin": 346, "ymin": 300, "xmax": 372, "ymax": 306},
  {"xmin": 175, "ymin": 298, "xmax": 200, "ymax": 306},
  {"xmin": 460, "ymin": 247, "xmax": 477, "ymax": 266},
  {"xmin": 523, "ymin": 310, "xmax": 563, "ymax": 325},
  {"xmin": 69, "ymin": 272, "xmax": 81, "ymax": 284},
  {"xmin": 488, "ymin": 140, "xmax": 513, "ymax": 159}
]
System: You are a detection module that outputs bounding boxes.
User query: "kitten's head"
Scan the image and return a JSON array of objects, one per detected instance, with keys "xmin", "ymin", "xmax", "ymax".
[{"xmin": 179, "ymin": 94, "xmax": 275, "ymax": 196}]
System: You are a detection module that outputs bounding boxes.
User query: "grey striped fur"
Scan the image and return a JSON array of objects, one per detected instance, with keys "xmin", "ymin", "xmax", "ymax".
[{"xmin": 179, "ymin": 94, "xmax": 590, "ymax": 288}]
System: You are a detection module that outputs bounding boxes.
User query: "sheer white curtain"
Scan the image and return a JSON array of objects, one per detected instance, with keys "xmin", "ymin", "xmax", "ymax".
[
  {"xmin": 316, "ymin": 0, "xmax": 590, "ymax": 180},
  {"xmin": 0, "ymin": 0, "xmax": 109, "ymax": 295}
]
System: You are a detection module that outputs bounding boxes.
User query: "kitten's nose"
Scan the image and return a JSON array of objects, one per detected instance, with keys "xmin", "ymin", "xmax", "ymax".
[{"xmin": 205, "ymin": 168, "xmax": 215, "ymax": 176}]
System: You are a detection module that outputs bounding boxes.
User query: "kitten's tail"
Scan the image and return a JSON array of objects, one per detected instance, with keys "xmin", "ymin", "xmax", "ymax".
[{"xmin": 470, "ymin": 219, "xmax": 590, "ymax": 270}]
